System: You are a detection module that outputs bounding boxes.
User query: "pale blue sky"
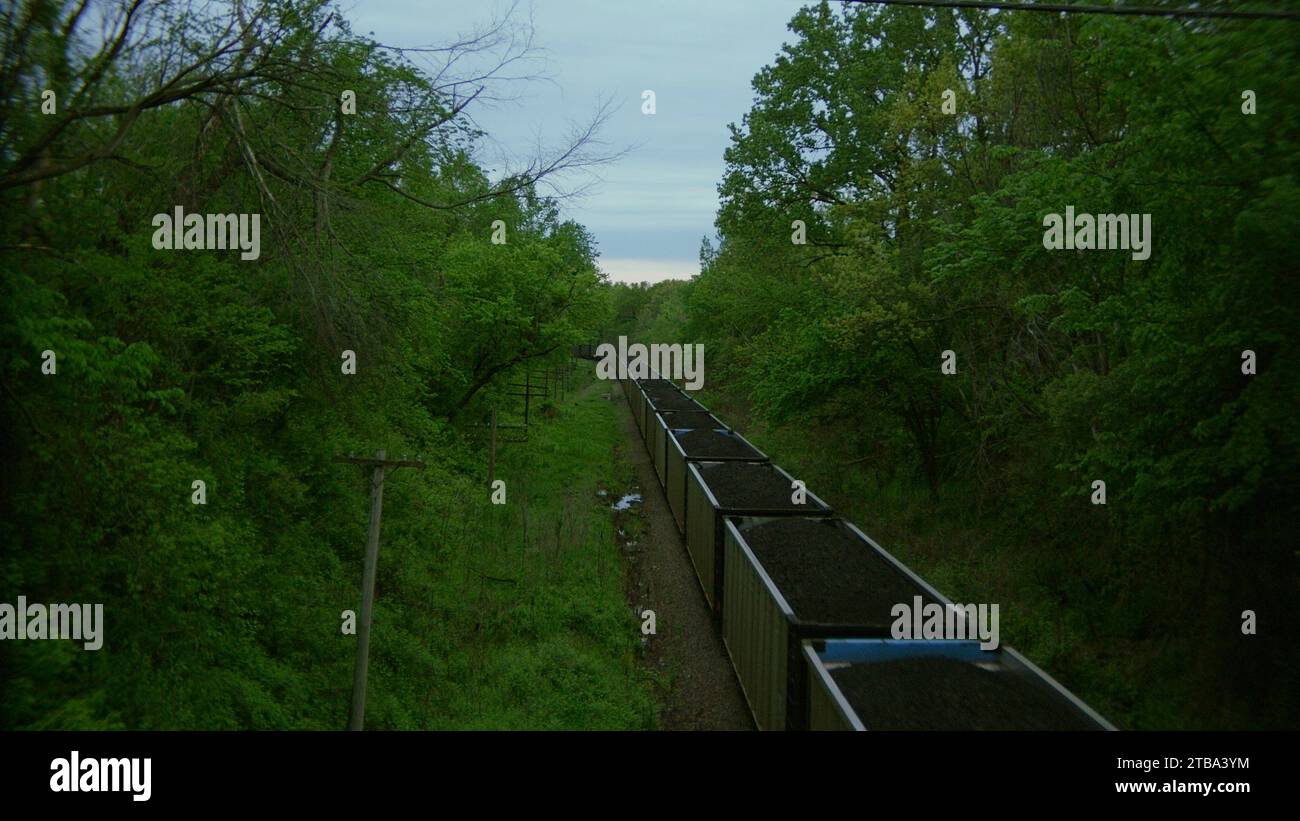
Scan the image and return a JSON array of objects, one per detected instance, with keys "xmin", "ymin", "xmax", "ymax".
[{"xmin": 347, "ymin": 0, "xmax": 806, "ymax": 282}]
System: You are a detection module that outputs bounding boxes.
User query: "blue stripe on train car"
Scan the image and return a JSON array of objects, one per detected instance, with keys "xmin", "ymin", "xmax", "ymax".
[{"xmin": 818, "ymin": 639, "xmax": 988, "ymax": 664}]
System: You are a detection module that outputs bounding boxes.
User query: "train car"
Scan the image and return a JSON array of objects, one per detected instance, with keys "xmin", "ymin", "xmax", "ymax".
[
  {"xmin": 665, "ymin": 429, "xmax": 767, "ymax": 532},
  {"xmin": 616, "ymin": 351, "xmax": 1114, "ymax": 734},
  {"xmin": 685, "ymin": 461, "xmax": 832, "ymax": 612},
  {"xmin": 652, "ymin": 410, "xmax": 727, "ymax": 487},
  {"xmin": 632, "ymin": 375, "xmax": 676, "ymax": 435},
  {"xmin": 629, "ymin": 378, "xmax": 650, "ymax": 433},
  {"xmin": 720, "ymin": 516, "xmax": 949, "ymax": 731},
  {"xmin": 619, "ymin": 366, "xmax": 639, "ymax": 418},
  {"xmin": 802, "ymin": 639, "xmax": 1116, "ymax": 731},
  {"xmin": 639, "ymin": 384, "xmax": 700, "ymax": 452},
  {"xmin": 623, "ymin": 374, "xmax": 637, "ymax": 413}
]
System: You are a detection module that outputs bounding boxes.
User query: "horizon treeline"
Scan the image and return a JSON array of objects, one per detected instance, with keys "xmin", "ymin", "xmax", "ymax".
[{"xmin": 610, "ymin": 2, "xmax": 1298, "ymax": 729}]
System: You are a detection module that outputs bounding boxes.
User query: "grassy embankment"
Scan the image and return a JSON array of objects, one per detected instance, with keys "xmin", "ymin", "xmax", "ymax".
[{"xmin": 369, "ymin": 363, "xmax": 656, "ymax": 729}]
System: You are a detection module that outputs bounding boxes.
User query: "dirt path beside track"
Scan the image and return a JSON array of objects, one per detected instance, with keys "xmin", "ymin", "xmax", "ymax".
[{"xmin": 611, "ymin": 380, "xmax": 753, "ymax": 731}]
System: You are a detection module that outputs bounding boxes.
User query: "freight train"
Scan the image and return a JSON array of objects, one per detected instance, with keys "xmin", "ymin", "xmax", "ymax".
[{"xmin": 619, "ymin": 371, "xmax": 1115, "ymax": 731}]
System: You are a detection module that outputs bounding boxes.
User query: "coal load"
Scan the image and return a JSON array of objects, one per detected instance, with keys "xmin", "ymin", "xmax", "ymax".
[
  {"xmin": 700, "ymin": 462, "xmax": 806, "ymax": 511},
  {"xmin": 674, "ymin": 428, "xmax": 760, "ymax": 459},
  {"xmin": 650, "ymin": 392, "xmax": 704, "ymax": 412},
  {"xmin": 829, "ymin": 656, "xmax": 1100, "ymax": 731},
  {"xmin": 742, "ymin": 518, "xmax": 932, "ymax": 625},
  {"xmin": 659, "ymin": 410, "xmax": 720, "ymax": 429}
]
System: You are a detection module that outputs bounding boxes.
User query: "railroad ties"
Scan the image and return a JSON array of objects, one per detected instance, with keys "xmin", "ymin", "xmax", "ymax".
[{"xmin": 624, "ymin": 367, "xmax": 1115, "ymax": 732}]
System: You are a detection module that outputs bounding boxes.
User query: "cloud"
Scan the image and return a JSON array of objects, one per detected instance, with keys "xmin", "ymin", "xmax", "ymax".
[
  {"xmin": 351, "ymin": 0, "xmax": 796, "ymax": 263},
  {"xmin": 602, "ymin": 257, "xmax": 699, "ymax": 284}
]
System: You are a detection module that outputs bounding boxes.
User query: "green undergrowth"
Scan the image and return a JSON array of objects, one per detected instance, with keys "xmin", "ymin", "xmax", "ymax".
[
  {"xmin": 349, "ymin": 365, "xmax": 654, "ymax": 730},
  {"xmin": 389, "ymin": 368, "xmax": 654, "ymax": 729},
  {"xmin": 1, "ymin": 363, "xmax": 655, "ymax": 730}
]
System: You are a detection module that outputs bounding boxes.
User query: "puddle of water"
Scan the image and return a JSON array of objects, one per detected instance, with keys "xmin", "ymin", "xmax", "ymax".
[{"xmin": 611, "ymin": 492, "xmax": 642, "ymax": 512}]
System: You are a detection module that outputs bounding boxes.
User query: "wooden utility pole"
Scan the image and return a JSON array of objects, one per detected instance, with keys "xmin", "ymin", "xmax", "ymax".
[{"xmin": 334, "ymin": 449, "xmax": 424, "ymax": 730}]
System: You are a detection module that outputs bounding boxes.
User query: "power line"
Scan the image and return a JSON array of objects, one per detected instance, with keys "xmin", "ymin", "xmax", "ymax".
[{"xmin": 841, "ymin": 0, "xmax": 1300, "ymax": 21}]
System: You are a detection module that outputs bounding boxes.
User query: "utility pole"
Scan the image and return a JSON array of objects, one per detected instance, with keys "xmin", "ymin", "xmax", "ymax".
[{"xmin": 334, "ymin": 449, "xmax": 424, "ymax": 730}]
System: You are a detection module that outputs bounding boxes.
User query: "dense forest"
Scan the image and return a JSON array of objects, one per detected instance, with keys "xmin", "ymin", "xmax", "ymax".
[
  {"xmin": 2, "ymin": 0, "xmax": 1296, "ymax": 733},
  {"xmin": 1, "ymin": 0, "xmax": 654, "ymax": 729},
  {"xmin": 612, "ymin": 3, "xmax": 1298, "ymax": 729}
]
